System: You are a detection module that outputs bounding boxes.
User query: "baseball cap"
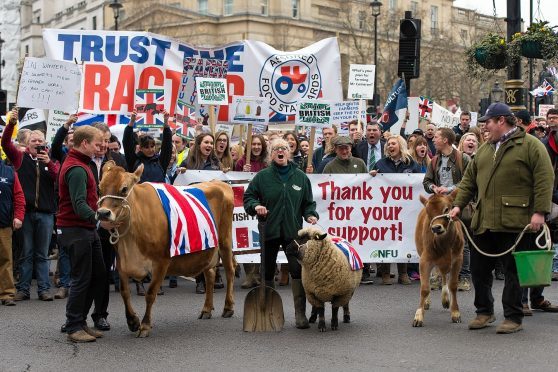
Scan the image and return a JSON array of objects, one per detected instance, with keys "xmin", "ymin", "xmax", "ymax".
[
  {"xmin": 331, "ymin": 136, "xmax": 352, "ymax": 147},
  {"xmin": 412, "ymin": 128, "xmax": 424, "ymax": 136},
  {"xmin": 478, "ymin": 102, "xmax": 513, "ymax": 122},
  {"xmin": 514, "ymin": 109, "xmax": 531, "ymax": 124}
]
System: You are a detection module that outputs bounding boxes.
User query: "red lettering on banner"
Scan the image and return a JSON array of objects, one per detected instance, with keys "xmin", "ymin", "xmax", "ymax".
[
  {"xmin": 138, "ymin": 66, "xmax": 164, "ymax": 90},
  {"xmin": 165, "ymin": 69, "xmax": 182, "ymax": 117},
  {"xmin": 111, "ymin": 65, "xmax": 135, "ymax": 111},
  {"xmin": 218, "ymin": 75, "xmax": 245, "ymax": 121},
  {"xmin": 83, "ymin": 64, "xmax": 111, "ymax": 111}
]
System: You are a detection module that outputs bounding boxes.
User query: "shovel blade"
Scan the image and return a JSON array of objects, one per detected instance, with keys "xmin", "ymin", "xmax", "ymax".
[{"xmin": 243, "ymin": 286, "xmax": 285, "ymax": 332}]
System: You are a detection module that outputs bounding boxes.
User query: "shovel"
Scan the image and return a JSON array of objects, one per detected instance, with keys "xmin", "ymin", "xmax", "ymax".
[{"xmin": 243, "ymin": 216, "xmax": 284, "ymax": 332}]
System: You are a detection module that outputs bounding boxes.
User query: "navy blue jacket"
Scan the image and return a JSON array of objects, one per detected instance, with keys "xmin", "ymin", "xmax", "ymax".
[{"xmin": 373, "ymin": 156, "xmax": 422, "ymax": 174}]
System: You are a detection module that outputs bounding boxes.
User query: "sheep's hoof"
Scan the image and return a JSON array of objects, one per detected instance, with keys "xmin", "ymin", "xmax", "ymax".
[
  {"xmin": 343, "ymin": 314, "xmax": 350, "ymax": 323},
  {"xmin": 331, "ymin": 319, "xmax": 338, "ymax": 331},
  {"xmin": 318, "ymin": 320, "xmax": 326, "ymax": 332},
  {"xmin": 309, "ymin": 314, "xmax": 317, "ymax": 323}
]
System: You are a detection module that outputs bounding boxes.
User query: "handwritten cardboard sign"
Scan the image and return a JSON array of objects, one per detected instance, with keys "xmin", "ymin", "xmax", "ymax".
[
  {"xmin": 348, "ymin": 64, "xmax": 375, "ymax": 100},
  {"xmin": 17, "ymin": 57, "xmax": 82, "ymax": 112}
]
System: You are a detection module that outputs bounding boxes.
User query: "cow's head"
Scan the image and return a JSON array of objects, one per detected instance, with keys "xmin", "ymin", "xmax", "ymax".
[
  {"xmin": 285, "ymin": 227, "xmax": 328, "ymax": 262},
  {"xmin": 96, "ymin": 160, "xmax": 143, "ymax": 222},
  {"xmin": 420, "ymin": 190, "xmax": 458, "ymax": 235}
]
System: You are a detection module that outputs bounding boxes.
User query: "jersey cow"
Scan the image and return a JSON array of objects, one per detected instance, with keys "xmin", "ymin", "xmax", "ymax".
[
  {"xmin": 97, "ymin": 161, "xmax": 235, "ymax": 337},
  {"xmin": 412, "ymin": 191, "xmax": 464, "ymax": 328}
]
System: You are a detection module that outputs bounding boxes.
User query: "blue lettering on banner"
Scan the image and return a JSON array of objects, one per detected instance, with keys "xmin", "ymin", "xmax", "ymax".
[{"xmin": 130, "ymin": 36, "xmax": 150, "ymax": 64}]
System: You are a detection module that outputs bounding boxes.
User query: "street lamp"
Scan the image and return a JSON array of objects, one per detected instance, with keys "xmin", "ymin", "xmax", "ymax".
[
  {"xmin": 491, "ymin": 81, "xmax": 504, "ymax": 103},
  {"xmin": 109, "ymin": 0, "xmax": 123, "ymax": 31},
  {"xmin": 370, "ymin": 1, "xmax": 382, "ymax": 115}
]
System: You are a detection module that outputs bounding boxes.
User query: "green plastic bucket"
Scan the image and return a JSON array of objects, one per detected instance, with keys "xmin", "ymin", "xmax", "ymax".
[{"xmin": 512, "ymin": 250, "xmax": 554, "ymax": 287}]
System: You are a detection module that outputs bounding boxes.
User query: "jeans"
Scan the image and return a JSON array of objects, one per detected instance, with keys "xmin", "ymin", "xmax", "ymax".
[
  {"xmin": 552, "ymin": 243, "xmax": 558, "ymax": 273},
  {"xmin": 58, "ymin": 245, "xmax": 71, "ymax": 289},
  {"xmin": 16, "ymin": 211, "xmax": 54, "ymax": 296},
  {"xmin": 59, "ymin": 227, "xmax": 105, "ymax": 334},
  {"xmin": 459, "ymin": 238, "xmax": 471, "ymax": 279}
]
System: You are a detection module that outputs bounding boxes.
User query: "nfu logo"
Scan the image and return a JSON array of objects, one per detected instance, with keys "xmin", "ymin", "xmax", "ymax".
[
  {"xmin": 371, "ymin": 250, "xmax": 399, "ymax": 259},
  {"xmin": 259, "ymin": 54, "xmax": 322, "ymax": 118}
]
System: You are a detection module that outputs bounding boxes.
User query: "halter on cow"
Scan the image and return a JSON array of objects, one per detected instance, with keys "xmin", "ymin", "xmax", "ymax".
[{"xmin": 97, "ymin": 161, "xmax": 235, "ymax": 338}]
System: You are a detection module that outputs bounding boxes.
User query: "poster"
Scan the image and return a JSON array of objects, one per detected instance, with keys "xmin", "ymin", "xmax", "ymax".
[
  {"xmin": 134, "ymin": 88, "xmax": 165, "ymax": 128},
  {"xmin": 331, "ymin": 101, "xmax": 366, "ymax": 125},
  {"xmin": 229, "ymin": 96, "xmax": 271, "ymax": 124},
  {"xmin": 295, "ymin": 100, "xmax": 332, "ymax": 127},
  {"xmin": 17, "ymin": 57, "xmax": 82, "ymax": 112},
  {"xmin": 47, "ymin": 110, "xmax": 69, "ymax": 144},
  {"xmin": 347, "ymin": 64, "xmax": 375, "ymax": 100},
  {"xmin": 196, "ymin": 78, "xmax": 228, "ymax": 105}
]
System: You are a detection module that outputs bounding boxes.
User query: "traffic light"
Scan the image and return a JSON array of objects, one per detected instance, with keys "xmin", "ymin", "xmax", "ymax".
[
  {"xmin": 0, "ymin": 90, "xmax": 7, "ymax": 117},
  {"xmin": 397, "ymin": 11, "xmax": 421, "ymax": 79}
]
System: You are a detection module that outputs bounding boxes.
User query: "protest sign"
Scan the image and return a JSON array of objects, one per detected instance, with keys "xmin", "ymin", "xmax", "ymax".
[
  {"xmin": 347, "ymin": 64, "xmax": 375, "ymax": 100},
  {"xmin": 17, "ymin": 57, "xmax": 82, "ymax": 112},
  {"xmin": 295, "ymin": 100, "xmax": 332, "ymax": 127},
  {"xmin": 470, "ymin": 112, "xmax": 478, "ymax": 127},
  {"xmin": 431, "ymin": 102, "xmax": 459, "ymax": 128},
  {"xmin": 215, "ymin": 123, "xmax": 234, "ymax": 138},
  {"xmin": 539, "ymin": 104, "xmax": 555, "ymax": 118},
  {"xmin": 196, "ymin": 78, "xmax": 228, "ymax": 105},
  {"xmin": 406, "ymin": 97, "xmax": 420, "ymax": 133},
  {"xmin": 134, "ymin": 89, "xmax": 165, "ymax": 128},
  {"xmin": 43, "ymin": 30, "xmax": 342, "ymax": 122},
  {"xmin": 47, "ymin": 110, "xmax": 69, "ymax": 144},
  {"xmin": 18, "ymin": 108, "xmax": 48, "ymax": 132},
  {"xmin": 176, "ymin": 171, "xmax": 423, "ymax": 263},
  {"xmin": 331, "ymin": 101, "xmax": 366, "ymax": 125},
  {"xmin": 229, "ymin": 96, "xmax": 270, "ymax": 124}
]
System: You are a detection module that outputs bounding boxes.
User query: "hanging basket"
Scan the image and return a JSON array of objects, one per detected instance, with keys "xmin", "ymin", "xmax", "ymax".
[
  {"xmin": 474, "ymin": 47, "xmax": 507, "ymax": 70},
  {"xmin": 520, "ymin": 40, "xmax": 544, "ymax": 59}
]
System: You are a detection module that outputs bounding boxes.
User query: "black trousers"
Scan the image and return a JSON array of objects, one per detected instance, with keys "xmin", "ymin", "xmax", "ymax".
[
  {"xmin": 470, "ymin": 231, "xmax": 535, "ymax": 324},
  {"xmin": 58, "ymin": 227, "xmax": 106, "ymax": 334},
  {"xmin": 263, "ymin": 238, "xmax": 302, "ymax": 282},
  {"xmin": 91, "ymin": 231, "xmax": 114, "ymax": 322}
]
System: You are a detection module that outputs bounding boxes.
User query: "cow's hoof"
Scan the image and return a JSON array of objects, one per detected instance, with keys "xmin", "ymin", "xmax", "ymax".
[
  {"xmin": 343, "ymin": 314, "xmax": 350, "ymax": 323},
  {"xmin": 136, "ymin": 329, "xmax": 150, "ymax": 338},
  {"xmin": 451, "ymin": 314, "xmax": 462, "ymax": 323},
  {"xmin": 222, "ymin": 309, "xmax": 234, "ymax": 318},
  {"xmin": 198, "ymin": 311, "xmax": 212, "ymax": 320},
  {"xmin": 412, "ymin": 319, "xmax": 424, "ymax": 327},
  {"xmin": 309, "ymin": 313, "xmax": 317, "ymax": 323},
  {"xmin": 127, "ymin": 317, "xmax": 140, "ymax": 332},
  {"xmin": 331, "ymin": 321, "xmax": 338, "ymax": 330},
  {"xmin": 442, "ymin": 300, "xmax": 450, "ymax": 309},
  {"xmin": 318, "ymin": 320, "xmax": 326, "ymax": 332}
]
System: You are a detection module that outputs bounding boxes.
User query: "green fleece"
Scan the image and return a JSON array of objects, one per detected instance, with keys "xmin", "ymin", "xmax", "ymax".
[
  {"xmin": 65, "ymin": 167, "xmax": 97, "ymax": 225},
  {"xmin": 244, "ymin": 161, "xmax": 318, "ymax": 241}
]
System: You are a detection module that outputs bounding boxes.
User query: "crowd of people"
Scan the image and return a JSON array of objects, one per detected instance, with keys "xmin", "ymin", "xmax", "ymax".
[{"xmin": 1, "ymin": 102, "xmax": 558, "ymax": 339}]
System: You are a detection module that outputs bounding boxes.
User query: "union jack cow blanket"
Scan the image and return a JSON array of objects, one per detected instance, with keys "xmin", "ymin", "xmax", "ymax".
[
  {"xmin": 331, "ymin": 236, "xmax": 363, "ymax": 271},
  {"xmin": 146, "ymin": 183, "xmax": 218, "ymax": 258}
]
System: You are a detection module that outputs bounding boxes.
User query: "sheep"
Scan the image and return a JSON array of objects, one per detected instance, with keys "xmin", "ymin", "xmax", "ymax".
[{"xmin": 285, "ymin": 226, "xmax": 362, "ymax": 332}]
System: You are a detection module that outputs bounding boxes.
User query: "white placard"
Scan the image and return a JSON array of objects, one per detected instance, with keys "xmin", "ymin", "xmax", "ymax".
[
  {"xmin": 196, "ymin": 78, "xmax": 228, "ymax": 105},
  {"xmin": 331, "ymin": 101, "xmax": 366, "ymax": 125},
  {"xmin": 406, "ymin": 97, "xmax": 420, "ymax": 132},
  {"xmin": 539, "ymin": 104, "xmax": 555, "ymax": 118},
  {"xmin": 17, "ymin": 57, "xmax": 81, "ymax": 112},
  {"xmin": 348, "ymin": 64, "xmax": 375, "ymax": 100},
  {"xmin": 229, "ymin": 96, "xmax": 270, "ymax": 124},
  {"xmin": 431, "ymin": 102, "xmax": 460, "ymax": 128},
  {"xmin": 46, "ymin": 110, "xmax": 69, "ymax": 144},
  {"xmin": 215, "ymin": 123, "xmax": 234, "ymax": 138}
]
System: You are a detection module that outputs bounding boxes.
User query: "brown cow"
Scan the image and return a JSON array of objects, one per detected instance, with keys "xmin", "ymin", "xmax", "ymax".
[
  {"xmin": 97, "ymin": 161, "xmax": 235, "ymax": 337},
  {"xmin": 412, "ymin": 191, "xmax": 464, "ymax": 327}
]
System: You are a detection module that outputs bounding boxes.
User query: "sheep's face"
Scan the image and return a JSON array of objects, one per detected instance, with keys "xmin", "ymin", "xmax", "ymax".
[{"xmin": 286, "ymin": 232, "xmax": 328, "ymax": 261}]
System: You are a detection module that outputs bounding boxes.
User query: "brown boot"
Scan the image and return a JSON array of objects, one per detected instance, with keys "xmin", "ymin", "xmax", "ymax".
[
  {"xmin": 381, "ymin": 273, "xmax": 392, "ymax": 285},
  {"xmin": 279, "ymin": 264, "xmax": 289, "ymax": 286},
  {"xmin": 67, "ymin": 330, "xmax": 96, "ymax": 343},
  {"xmin": 82, "ymin": 326, "xmax": 103, "ymax": 338},
  {"xmin": 54, "ymin": 287, "xmax": 68, "ymax": 299},
  {"xmin": 468, "ymin": 314, "xmax": 496, "ymax": 330},
  {"xmin": 398, "ymin": 273, "xmax": 412, "ymax": 285},
  {"xmin": 496, "ymin": 319, "xmax": 523, "ymax": 334}
]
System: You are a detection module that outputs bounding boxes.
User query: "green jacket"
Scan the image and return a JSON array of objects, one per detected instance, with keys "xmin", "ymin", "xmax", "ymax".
[
  {"xmin": 454, "ymin": 128, "xmax": 553, "ymax": 234},
  {"xmin": 243, "ymin": 161, "xmax": 318, "ymax": 241},
  {"xmin": 323, "ymin": 156, "xmax": 367, "ymax": 174}
]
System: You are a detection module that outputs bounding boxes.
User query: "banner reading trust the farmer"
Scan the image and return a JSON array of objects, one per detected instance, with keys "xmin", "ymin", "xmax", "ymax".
[
  {"xmin": 42, "ymin": 30, "xmax": 342, "ymax": 122},
  {"xmin": 175, "ymin": 171, "xmax": 423, "ymax": 264}
]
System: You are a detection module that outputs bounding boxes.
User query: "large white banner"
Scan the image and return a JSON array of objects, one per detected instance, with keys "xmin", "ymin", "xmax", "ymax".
[
  {"xmin": 42, "ymin": 30, "xmax": 342, "ymax": 123},
  {"xmin": 175, "ymin": 171, "xmax": 423, "ymax": 263}
]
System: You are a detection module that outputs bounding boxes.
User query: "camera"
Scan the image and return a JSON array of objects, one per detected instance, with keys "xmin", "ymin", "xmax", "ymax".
[{"xmin": 35, "ymin": 145, "xmax": 47, "ymax": 153}]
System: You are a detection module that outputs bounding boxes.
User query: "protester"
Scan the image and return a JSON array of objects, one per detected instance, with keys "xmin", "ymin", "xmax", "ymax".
[
  {"xmin": 424, "ymin": 123, "xmax": 436, "ymax": 155},
  {"xmin": 354, "ymin": 121, "xmax": 385, "ymax": 172},
  {"xmin": 458, "ymin": 132, "xmax": 479, "ymax": 157},
  {"xmin": 230, "ymin": 144, "xmax": 244, "ymax": 169},
  {"xmin": 453, "ymin": 111, "xmax": 471, "ymax": 143},
  {"xmin": 514, "ymin": 110, "xmax": 536, "ymax": 135},
  {"xmin": 243, "ymin": 138, "xmax": 318, "ymax": 329},
  {"xmin": 0, "ymin": 154, "xmax": 25, "ymax": 306},
  {"xmin": 108, "ymin": 135, "xmax": 121, "ymax": 153},
  {"xmin": 1, "ymin": 107, "xmax": 59, "ymax": 301},
  {"xmin": 214, "ymin": 131, "xmax": 233, "ymax": 171},
  {"xmin": 348, "ymin": 120, "xmax": 363, "ymax": 145},
  {"xmin": 172, "ymin": 134, "xmax": 189, "ymax": 166},
  {"xmin": 311, "ymin": 126, "xmax": 337, "ymax": 170},
  {"xmin": 283, "ymin": 131, "xmax": 305, "ymax": 171},
  {"xmin": 450, "ymin": 102, "xmax": 555, "ymax": 334},
  {"xmin": 409, "ymin": 136, "xmax": 431, "ymax": 173},
  {"xmin": 56, "ymin": 125, "xmax": 119, "ymax": 343}
]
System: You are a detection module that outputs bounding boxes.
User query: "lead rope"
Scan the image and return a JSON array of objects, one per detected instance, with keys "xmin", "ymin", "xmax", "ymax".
[
  {"xmin": 431, "ymin": 214, "xmax": 551, "ymax": 257},
  {"xmin": 97, "ymin": 185, "xmax": 135, "ymax": 245}
]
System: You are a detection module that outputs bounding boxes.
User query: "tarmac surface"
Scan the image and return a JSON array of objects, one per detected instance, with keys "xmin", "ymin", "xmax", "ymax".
[{"xmin": 2, "ymin": 271, "xmax": 558, "ymax": 372}]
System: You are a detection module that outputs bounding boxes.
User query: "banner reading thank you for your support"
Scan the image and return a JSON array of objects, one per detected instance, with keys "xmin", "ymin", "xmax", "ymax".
[
  {"xmin": 42, "ymin": 30, "xmax": 342, "ymax": 122},
  {"xmin": 175, "ymin": 171, "xmax": 423, "ymax": 264}
]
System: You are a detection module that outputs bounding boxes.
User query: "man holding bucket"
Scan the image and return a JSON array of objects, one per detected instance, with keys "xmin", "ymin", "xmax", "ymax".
[{"xmin": 449, "ymin": 102, "xmax": 554, "ymax": 334}]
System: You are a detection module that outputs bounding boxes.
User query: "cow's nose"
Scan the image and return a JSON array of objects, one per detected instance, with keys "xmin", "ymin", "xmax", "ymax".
[
  {"xmin": 431, "ymin": 225, "xmax": 443, "ymax": 234},
  {"xmin": 96, "ymin": 208, "xmax": 112, "ymax": 221}
]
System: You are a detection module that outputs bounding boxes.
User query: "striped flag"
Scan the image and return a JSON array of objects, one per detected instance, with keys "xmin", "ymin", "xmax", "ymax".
[
  {"xmin": 76, "ymin": 112, "xmax": 130, "ymax": 127},
  {"xmin": 530, "ymin": 80, "xmax": 555, "ymax": 97},
  {"xmin": 147, "ymin": 183, "xmax": 218, "ymax": 258},
  {"xmin": 330, "ymin": 236, "xmax": 363, "ymax": 271}
]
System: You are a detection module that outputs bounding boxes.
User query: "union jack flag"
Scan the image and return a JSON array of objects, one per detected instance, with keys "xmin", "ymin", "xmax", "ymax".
[
  {"xmin": 330, "ymin": 236, "xmax": 363, "ymax": 271},
  {"xmin": 418, "ymin": 96, "xmax": 433, "ymax": 119},
  {"xmin": 76, "ymin": 112, "xmax": 130, "ymax": 127},
  {"xmin": 135, "ymin": 89, "xmax": 166, "ymax": 128},
  {"xmin": 148, "ymin": 183, "xmax": 218, "ymax": 258},
  {"xmin": 530, "ymin": 80, "xmax": 555, "ymax": 97},
  {"xmin": 174, "ymin": 99, "xmax": 198, "ymax": 139}
]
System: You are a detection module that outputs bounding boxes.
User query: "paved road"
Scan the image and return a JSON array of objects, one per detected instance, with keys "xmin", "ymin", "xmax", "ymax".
[{"xmin": 2, "ymin": 273, "xmax": 558, "ymax": 372}]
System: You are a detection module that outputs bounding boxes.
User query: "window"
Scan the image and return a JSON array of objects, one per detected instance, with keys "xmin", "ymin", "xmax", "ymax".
[
  {"xmin": 292, "ymin": 0, "xmax": 300, "ymax": 18},
  {"xmin": 224, "ymin": 0, "xmax": 233, "ymax": 16},
  {"xmin": 389, "ymin": 0, "xmax": 397, "ymax": 10},
  {"xmin": 260, "ymin": 0, "xmax": 268, "ymax": 16},
  {"xmin": 25, "ymin": 45, "xmax": 29, "ymax": 56},
  {"xmin": 410, "ymin": 1, "xmax": 418, "ymax": 15},
  {"xmin": 359, "ymin": 11, "xmax": 366, "ymax": 30},
  {"xmin": 198, "ymin": 0, "xmax": 208, "ymax": 15},
  {"xmin": 92, "ymin": 16, "xmax": 97, "ymax": 30},
  {"xmin": 431, "ymin": 5, "xmax": 438, "ymax": 31},
  {"xmin": 460, "ymin": 29, "xmax": 468, "ymax": 41}
]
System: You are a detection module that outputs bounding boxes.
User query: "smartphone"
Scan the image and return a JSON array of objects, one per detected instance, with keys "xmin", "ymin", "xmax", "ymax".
[{"xmin": 35, "ymin": 145, "xmax": 47, "ymax": 153}]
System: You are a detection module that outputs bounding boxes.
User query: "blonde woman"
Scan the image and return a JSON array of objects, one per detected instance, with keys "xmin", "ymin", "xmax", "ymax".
[
  {"xmin": 230, "ymin": 144, "xmax": 244, "ymax": 169},
  {"xmin": 370, "ymin": 135, "xmax": 421, "ymax": 285},
  {"xmin": 458, "ymin": 132, "xmax": 479, "ymax": 157}
]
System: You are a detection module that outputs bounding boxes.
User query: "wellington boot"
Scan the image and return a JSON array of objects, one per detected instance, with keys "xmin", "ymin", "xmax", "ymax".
[
  {"xmin": 279, "ymin": 264, "xmax": 290, "ymax": 286},
  {"xmin": 291, "ymin": 279, "xmax": 309, "ymax": 329}
]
